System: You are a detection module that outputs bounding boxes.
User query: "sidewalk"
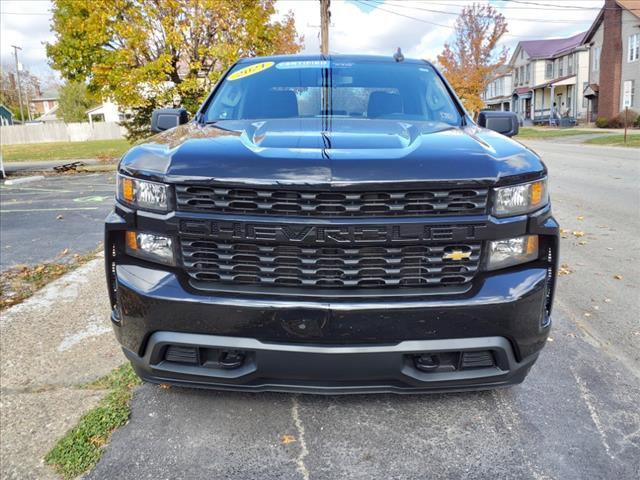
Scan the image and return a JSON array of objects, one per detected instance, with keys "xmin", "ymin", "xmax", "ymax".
[{"xmin": 0, "ymin": 256, "xmax": 122, "ymax": 479}]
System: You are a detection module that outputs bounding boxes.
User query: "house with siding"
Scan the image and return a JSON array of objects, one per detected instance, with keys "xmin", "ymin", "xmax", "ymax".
[
  {"xmin": 582, "ymin": 0, "xmax": 640, "ymax": 122},
  {"xmin": 0, "ymin": 104, "xmax": 14, "ymax": 126},
  {"xmin": 509, "ymin": 32, "xmax": 590, "ymax": 125},
  {"xmin": 481, "ymin": 66, "xmax": 512, "ymax": 112}
]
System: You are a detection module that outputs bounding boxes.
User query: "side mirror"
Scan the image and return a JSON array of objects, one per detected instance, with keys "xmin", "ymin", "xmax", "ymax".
[
  {"xmin": 477, "ymin": 111, "xmax": 519, "ymax": 137},
  {"xmin": 151, "ymin": 108, "xmax": 189, "ymax": 133}
]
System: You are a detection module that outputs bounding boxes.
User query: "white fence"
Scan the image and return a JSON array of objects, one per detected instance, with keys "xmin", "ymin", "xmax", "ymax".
[{"xmin": 0, "ymin": 121, "xmax": 126, "ymax": 145}]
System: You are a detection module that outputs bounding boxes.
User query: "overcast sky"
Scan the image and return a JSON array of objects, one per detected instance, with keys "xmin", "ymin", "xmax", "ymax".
[{"xmin": 1, "ymin": 0, "xmax": 605, "ymax": 81}]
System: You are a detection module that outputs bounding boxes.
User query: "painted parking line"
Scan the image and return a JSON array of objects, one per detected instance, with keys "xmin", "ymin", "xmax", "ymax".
[
  {"xmin": 2, "ymin": 198, "xmax": 111, "ymax": 206},
  {"xmin": 0, "ymin": 186, "xmax": 74, "ymax": 193},
  {"xmin": 0, "ymin": 207, "xmax": 100, "ymax": 213},
  {"xmin": 73, "ymin": 196, "xmax": 111, "ymax": 203}
]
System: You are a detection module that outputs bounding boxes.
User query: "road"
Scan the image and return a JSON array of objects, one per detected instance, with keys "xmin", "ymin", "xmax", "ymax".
[
  {"xmin": 0, "ymin": 173, "xmax": 115, "ymax": 271},
  {"xmin": 84, "ymin": 141, "xmax": 639, "ymax": 480}
]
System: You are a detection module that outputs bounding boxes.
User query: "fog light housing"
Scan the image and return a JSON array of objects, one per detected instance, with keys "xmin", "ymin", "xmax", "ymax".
[
  {"xmin": 126, "ymin": 231, "xmax": 175, "ymax": 266},
  {"xmin": 487, "ymin": 235, "xmax": 538, "ymax": 271}
]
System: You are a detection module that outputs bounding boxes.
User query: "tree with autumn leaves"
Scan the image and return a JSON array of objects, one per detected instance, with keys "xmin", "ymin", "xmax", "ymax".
[
  {"xmin": 437, "ymin": 3, "xmax": 508, "ymax": 118},
  {"xmin": 46, "ymin": 0, "xmax": 303, "ymax": 139}
]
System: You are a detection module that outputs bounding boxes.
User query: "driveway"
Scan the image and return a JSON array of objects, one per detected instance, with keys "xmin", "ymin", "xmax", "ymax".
[
  {"xmin": 86, "ymin": 141, "xmax": 640, "ymax": 479},
  {"xmin": 0, "ymin": 173, "xmax": 115, "ymax": 271}
]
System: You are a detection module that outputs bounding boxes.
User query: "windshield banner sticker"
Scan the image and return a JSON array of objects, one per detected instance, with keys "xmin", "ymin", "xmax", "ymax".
[
  {"xmin": 276, "ymin": 60, "xmax": 330, "ymax": 69},
  {"xmin": 228, "ymin": 62, "xmax": 274, "ymax": 81}
]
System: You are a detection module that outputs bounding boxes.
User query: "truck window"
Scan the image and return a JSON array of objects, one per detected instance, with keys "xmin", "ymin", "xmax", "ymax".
[{"xmin": 204, "ymin": 60, "xmax": 461, "ymax": 126}]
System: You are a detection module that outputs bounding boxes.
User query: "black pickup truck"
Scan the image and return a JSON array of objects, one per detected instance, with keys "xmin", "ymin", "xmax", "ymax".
[{"xmin": 105, "ymin": 54, "xmax": 559, "ymax": 394}]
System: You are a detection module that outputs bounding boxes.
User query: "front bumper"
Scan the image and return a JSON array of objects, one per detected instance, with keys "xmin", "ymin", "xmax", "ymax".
[
  {"xmin": 109, "ymin": 260, "xmax": 553, "ymax": 393},
  {"xmin": 106, "ymin": 204, "xmax": 558, "ymax": 394},
  {"xmin": 125, "ymin": 332, "xmax": 539, "ymax": 394}
]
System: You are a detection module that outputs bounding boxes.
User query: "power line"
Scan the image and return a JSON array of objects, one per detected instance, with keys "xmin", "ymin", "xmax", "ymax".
[
  {"xmin": 367, "ymin": 0, "xmax": 602, "ymax": 24},
  {"xmin": 0, "ymin": 11, "xmax": 50, "ymax": 15},
  {"xmin": 354, "ymin": 0, "xmax": 455, "ymax": 29},
  {"xmin": 411, "ymin": 0, "xmax": 604, "ymax": 11},
  {"xmin": 357, "ymin": 0, "xmax": 588, "ymax": 39},
  {"xmin": 504, "ymin": 0, "xmax": 603, "ymax": 10}
]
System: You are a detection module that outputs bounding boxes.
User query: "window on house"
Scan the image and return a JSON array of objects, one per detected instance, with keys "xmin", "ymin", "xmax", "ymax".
[
  {"xmin": 593, "ymin": 46, "xmax": 601, "ymax": 70},
  {"xmin": 545, "ymin": 61, "xmax": 553, "ymax": 79},
  {"xmin": 629, "ymin": 34, "xmax": 640, "ymax": 62},
  {"xmin": 583, "ymin": 82, "xmax": 588, "ymax": 108},
  {"xmin": 525, "ymin": 63, "xmax": 531, "ymax": 84},
  {"xmin": 559, "ymin": 57, "xmax": 564, "ymax": 77},
  {"xmin": 568, "ymin": 54, "xmax": 574, "ymax": 75},
  {"xmin": 515, "ymin": 68, "xmax": 519, "ymax": 85}
]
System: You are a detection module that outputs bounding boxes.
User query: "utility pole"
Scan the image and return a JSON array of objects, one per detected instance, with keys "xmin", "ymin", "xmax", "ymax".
[
  {"xmin": 11, "ymin": 45, "xmax": 25, "ymax": 123},
  {"xmin": 320, "ymin": 0, "xmax": 330, "ymax": 55}
]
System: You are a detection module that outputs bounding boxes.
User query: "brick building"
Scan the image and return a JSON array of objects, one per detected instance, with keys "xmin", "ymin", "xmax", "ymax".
[{"xmin": 582, "ymin": 0, "xmax": 640, "ymax": 122}]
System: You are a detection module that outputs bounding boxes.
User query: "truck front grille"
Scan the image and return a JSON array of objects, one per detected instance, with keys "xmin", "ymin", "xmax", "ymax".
[
  {"xmin": 175, "ymin": 185, "xmax": 488, "ymax": 217},
  {"xmin": 180, "ymin": 238, "xmax": 482, "ymax": 289}
]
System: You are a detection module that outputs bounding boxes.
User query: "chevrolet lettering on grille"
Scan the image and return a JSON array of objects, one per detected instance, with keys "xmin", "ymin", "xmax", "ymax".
[{"xmin": 179, "ymin": 220, "xmax": 486, "ymax": 245}]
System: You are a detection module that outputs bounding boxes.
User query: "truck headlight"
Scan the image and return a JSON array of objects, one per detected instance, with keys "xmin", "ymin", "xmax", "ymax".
[
  {"xmin": 487, "ymin": 235, "xmax": 538, "ymax": 271},
  {"xmin": 117, "ymin": 174, "xmax": 169, "ymax": 212},
  {"xmin": 126, "ymin": 231, "xmax": 175, "ymax": 266},
  {"xmin": 492, "ymin": 178, "xmax": 548, "ymax": 217}
]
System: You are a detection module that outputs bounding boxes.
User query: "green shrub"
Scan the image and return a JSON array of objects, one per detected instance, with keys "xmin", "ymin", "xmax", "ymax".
[
  {"xmin": 595, "ymin": 117, "xmax": 609, "ymax": 128},
  {"xmin": 607, "ymin": 109, "xmax": 639, "ymax": 128},
  {"xmin": 634, "ymin": 115, "xmax": 640, "ymax": 128}
]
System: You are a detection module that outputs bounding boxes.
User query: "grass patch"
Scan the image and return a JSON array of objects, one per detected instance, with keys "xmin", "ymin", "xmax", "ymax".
[
  {"xmin": 0, "ymin": 249, "xmax": 98, "ymax": 310},
  {"xmin": 583, "ymin": 133, "xmax": 640, "ymax": 147},
  {"xmin": 1, "ymin": 139, "xmax": 130, "ymax": 162},
  {"xmin": 45, "ymin": 363, "xmax": 142, "ymax": 479},
  {"xmin": 517, "ymin": 127, "xmax": 603, "ymax": 139}
]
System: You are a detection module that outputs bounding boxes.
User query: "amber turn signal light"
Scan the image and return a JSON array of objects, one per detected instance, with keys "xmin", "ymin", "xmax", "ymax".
[
  {"xmin": 530, "ymin": 180, "xmax": 544, "ymax": 206},
  {"xmin": 125, "ymin": 231, "xmax": 138, "ymax": 250},
  {"xmin": 121, "ymin": 177, "xmax": 135, "ymax": 203}
]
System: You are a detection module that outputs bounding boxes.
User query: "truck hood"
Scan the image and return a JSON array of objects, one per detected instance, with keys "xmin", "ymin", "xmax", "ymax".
[{"xmin": 120, "ymin": 118, "xmax": 545, "ymax": 187}]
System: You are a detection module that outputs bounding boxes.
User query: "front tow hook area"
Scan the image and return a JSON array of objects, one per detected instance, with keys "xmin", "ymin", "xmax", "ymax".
[
  {"xmin": 414, "ymin": 353, "xmax": 456, "ymax": 373},
  {"xmin": 218, "ymin": 351, "xmax": 245, "ymax": 370}
]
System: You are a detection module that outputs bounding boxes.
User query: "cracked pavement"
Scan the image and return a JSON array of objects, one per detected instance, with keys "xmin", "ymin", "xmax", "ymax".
[
  {"xmin": 88, "ymin": 141, "xmax": 640, "ymax": 479},
  {"xmin": 1, "ymin": 141, "xmax": 638, "ymax": 479}
]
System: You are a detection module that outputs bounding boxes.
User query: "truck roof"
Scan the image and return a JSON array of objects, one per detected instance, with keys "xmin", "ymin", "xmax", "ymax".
[{"xmin": 237, "ymin": 54, "xmax": 427, "ymax": 65}]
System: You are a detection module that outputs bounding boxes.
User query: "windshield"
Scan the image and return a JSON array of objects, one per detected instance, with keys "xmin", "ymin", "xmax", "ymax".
[{"xmin": 203, "ymin": 59, "xmax": 461, "ymax": 125}]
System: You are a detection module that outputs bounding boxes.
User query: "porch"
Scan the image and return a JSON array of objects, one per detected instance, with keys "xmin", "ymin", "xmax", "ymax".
[{"xmin": 532, "ymin": 75, "xmax": 579, "ymax": 126}]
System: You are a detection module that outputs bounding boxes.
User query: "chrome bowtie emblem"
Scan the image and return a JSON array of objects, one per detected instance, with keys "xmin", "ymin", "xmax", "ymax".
[{"xmin": 443, "ymin": 250, "xmax": 471, "ymax": 261}]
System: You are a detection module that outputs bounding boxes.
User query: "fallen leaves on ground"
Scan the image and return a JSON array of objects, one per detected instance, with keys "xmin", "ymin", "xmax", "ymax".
[
  {"xmin": 577, "ymin": 216, "xmax": 584, "ymax": 220},
  {"xmin": 572, "ymin": 231, "xmax": 585, "ymax": 238},
  {"xmin": 0, "ymin": 251, "xmax": 98, "ymax": 310},
  {"xmin": 281, "ymin": 435, "xmax": 297, "ymax": 445},
  {"xmin": 578, "ymin": 241, "xmax": 587, "ymax": 246},
  {"xmin": 559, "ymin": 264, "xmax": 573, "ymax": 275},
  {"xmin": 613, "ymin": 274, "xmax": 623, "ymax": 280}
]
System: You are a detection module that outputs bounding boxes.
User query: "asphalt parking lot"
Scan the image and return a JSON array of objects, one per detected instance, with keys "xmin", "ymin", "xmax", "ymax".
[
  {"xmin": 0, "ymin": 173, "xmax": 116, "ymax": 271},
  {"xmin": 85, "ymin": 141, "xmax": 639, "ymax": 479},
  {"xmin": 1, "ymin": 142, "xmax": 638, "ymax": 479}
]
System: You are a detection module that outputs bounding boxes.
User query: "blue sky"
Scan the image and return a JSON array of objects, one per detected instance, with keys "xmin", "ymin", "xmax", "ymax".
[{"xmin": 1, "ymin": 0, "xmax": 605, "ymax": 81}]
